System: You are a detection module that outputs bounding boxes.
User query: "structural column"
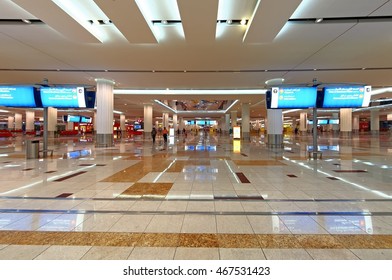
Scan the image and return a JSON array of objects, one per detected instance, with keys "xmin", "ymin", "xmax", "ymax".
[
  {"xmin": 47, "ymin": 107, "xmax": 57, "ymax": 137},
  {"xmin": 25, "ymin": 111, "xmax": 35, "ymax": 132},
  {"xmin": 340, "ymin": 108, "xmax": 352, "ymax": 137},
  {"xmin": 173, "ymin": 114, "xmax": 178, "ymax": 132},
  {"xmin": 231, "ymin": 111, "xmax": 237, "ymax": 127},
  {"xmin": 353, "ymin": 115, "xmax": 359, "ymax": 134},
  {"xmin": 120, "ymin": 115, "xmax": 126, "ymax": 137},
  {"xmin": 299, "ymin": 112, "xmax": 307, "ymax": 135},
  {"xmin": 14, "ymin": 113, "xmax": 22, "ymax": 131},
  {"xmin": 162, "ymin": 113, "xmax": 169, "ymax": 129},
  {"xmin": 370, "ymin": 110, "xmax": 380, "ymax": 135},
  {"xmin": 7, "ymin": 116, "xmax": 14, "ymax": 130},
  {"xmin": 267, "ymin": 109, "xmax": 283, "ymax": 147},
  {"xmin": 241, "ymin": 103, "xmax": 250, "ymax": 141},
  {"xmin": 224, "ymin": 114, "xmax": 230, "ymax": 135},
  {"xmin": 143, "ymin": 104, "xmax": 153, "ymax": 140},
  {"xmin": 96, "ymin": 79, "xmax": 114, "ymax": 147}
]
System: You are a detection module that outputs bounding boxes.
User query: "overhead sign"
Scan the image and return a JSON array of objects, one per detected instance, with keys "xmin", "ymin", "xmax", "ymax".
[
  {"xmin": 269, "ymin": 87, "xmax": 317, "ymax": 109},
  {"xmin": 0, "ymin": 86, "xmax": 36, "ymax": 107},
  {"xmin": 40, "ymin": 87, "xmax": 86, "ymax": 108},
  {"xmin": 321, "ymin": 86, "xmax": 371, "ymax": 108}
]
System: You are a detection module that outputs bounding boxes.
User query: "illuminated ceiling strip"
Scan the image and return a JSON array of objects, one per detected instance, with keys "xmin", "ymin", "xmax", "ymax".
[
  {"xmin": 51, "ymin": 0, "xmax": 113, "ymax": 43},
  {"xmin": 282, "ymin": 109, "xmax": 302, "ymax": 114},
  {"xmin": 224, "ymin": 100, "xmax": 239, "ymax": 113},
  {"xmin": 371, "ymin": 87, "xmax": 392, "ymax": 96},
  {"xmin": 154, "ymin": 100, "xmax": 177, "ymax": 113},
  {"xmin": 114, "ymin": 89, "xmax": 266, "ymax": 95}
]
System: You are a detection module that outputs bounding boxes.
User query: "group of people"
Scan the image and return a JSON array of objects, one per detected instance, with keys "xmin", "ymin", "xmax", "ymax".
[{"xmin": 151, "ymin": 126, "xmax": 188, "ymax": 144}]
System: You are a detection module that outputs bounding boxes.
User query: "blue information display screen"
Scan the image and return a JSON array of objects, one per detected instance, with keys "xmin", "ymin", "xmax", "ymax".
[
  {"xmin": 321, "ymin": 86, "xmax": 371, "ymax": 108},
  {"xmin": 40, "ymin": 87, "xmax": 86, "ymax": 108},
  {"xmin": 68, "ymin": 115, "xmax": 80, "ymax": 122},
  {"xmin": 0, "ymin": 86, "xmax": 36, "ymax": 107},
  {"xmin": 80, "ymin": 116, "xmax": 91, "ymax": 123},
  {"xmin": 270, "ymin": 87, "xmax": 317, "ymax": 109}
]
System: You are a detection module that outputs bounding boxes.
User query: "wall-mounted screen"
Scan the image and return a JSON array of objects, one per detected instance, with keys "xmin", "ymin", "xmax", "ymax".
[
  {"xmin": 320, "ymin": 86, "xmax": 372, "ymax": 108},
  {"xmin": 40, "ymin": 87, "xmax": 86, "ymax": 108},
  {"xmin": 267, "ymin": 87, "xmax": 317, "ymax": 109},
  {"xmin": 329, "ymin": 119, "xmax": 339, "ymax": 125},
  {"xmin": 0, "ymin": 86, "xmax": 37, "ymax": 107},
  {"xmin": 317, "ymin": 119, "xmax": 328, "ymax": 125},
  {"xmin": 67, "ymin": 115, "xmax": 80, "ymax": 122},
  {"xmin": 134, "ymin": 124, "xmax": 141, "ymax": 130},
  {"xmin": 80, "ymin": 116, "xmax": 92, "ymax": 123}
]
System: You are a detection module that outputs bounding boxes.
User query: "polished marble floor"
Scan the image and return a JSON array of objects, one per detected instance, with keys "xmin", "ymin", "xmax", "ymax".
[{"xmin": 0, "ymin": 131, "xmax": 392, "ymax": 259}]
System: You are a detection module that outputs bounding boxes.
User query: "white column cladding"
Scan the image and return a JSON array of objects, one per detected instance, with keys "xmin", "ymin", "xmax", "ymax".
[
  {"xmin": 14, "ymin": 113, "xmax": 22, "ymax": 130},
  {"xmin": 96, "ymin": 79, "xmax": 114, "ymax": 147},
  {"xmin": 173, "ymin": 114, "xmax": 178, "ymax": 132},
  {"xmin": 47, "ymin": 107, "xmax": 57, "ymax": 137},
  {"xmin": 299, "ymin": 112, "xmax": 307, "ymax": 135},
  {"xmin": 225, "ymin": 114, "xmax": 230, "ymax": 134},
  {"xmin": 353, "ymin": 115, "xmax": 360, "ymax": 133},
  {"xmin": 230, "ymin": 111, "xmax": 237, "ymax": 127},
  {"xmin": 340, "ymin": 108, "xmax": 352, "ymax": 137},
  {"xmin": 370, "ymin": 110, "xmax": 380, "ymax": 135},
  {"xmin": 144, "ymin": 104, "xmax": 153, "ymax": 140},
  {"xmin": 25, "ymin": 111, "xmax": 35, "ymax": 132},
  {"xmin": 241, "ymin": 103, "xmax": 250, "ymax": 141},
  {"xmin": 267, "ymin": 109, "xmax": 283, "ymax": 147},
  {"xmin": 179, "ymin": 117, "xmax": 184, "ymax": 131},
  {"xmin": 120, "ymin": 115, "xmax": 126, "ymax": 133},
  {"xmin": 163, "ymin": 113, "xmax": 169, "ymax": 128},
  {"xmin": 7, "ymin": 116, "xmax": 14, "ymax": 130}
]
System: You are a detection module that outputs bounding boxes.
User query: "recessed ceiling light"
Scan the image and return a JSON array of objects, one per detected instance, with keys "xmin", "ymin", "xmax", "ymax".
[
  {"xmin": 22, "ymin": 19, "xmax": 31, "ymax": 24},
  {"xmin": 227, "ymin": 19, "xmax": 232, "ymax": 24},
  {"xmin": 315, "ymin": 18, "xmax": 323, "ymax": 23},
  {"xmin": 265, "ymin": 78, "xmax": 284, "ymax": 85},
  {"xmin": 161, "ymin": 20, "xmax": 168, "ymax": 24},
  {"xmin": 240, "ymin": 19, "xmax": 247, "ymax": 25}
]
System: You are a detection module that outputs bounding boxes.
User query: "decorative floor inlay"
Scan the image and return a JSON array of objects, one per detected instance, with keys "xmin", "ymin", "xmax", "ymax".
[
  {"xmin": 236, "ymin": 172, "xmax": 251, "ymax": 183},
  {"xmin": 53, "ymin": 171, "xmax": 87, "ymax": 182},
  {"xmin": 119, "ymin": 183, "xmax": 174, "ymax": 196},
  {"xmin": 233, "ymin": 160, "xmax": 286, "ymax": 166},
  {"xmin": 1, "ymin": 232, "xmax": 392, "ymax": 249}
]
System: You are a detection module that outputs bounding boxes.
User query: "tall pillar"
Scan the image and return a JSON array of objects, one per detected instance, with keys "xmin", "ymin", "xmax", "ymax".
[
  {"xmin": 7, "ymin": 116, "xmax": 14, "ymax": 130},
  {"xmin": 340, "ymin": 108, "xmax": 352, "ymax": 137},
  {"xmin": 93, "ymin": 112, "xmax": 97, "ymax": 133},
  {"xmin": 370, "ymin": 110, "xmax": 380, "ymax": 135},
  {"xmin": 163, "ymin": 113, "xmax": 169, "ymax": 128},
  {"xmin": 144, "ymin": 104, "xmax": 153, "ymax": 140},
  {"xmin": 14, "ymin": 113, "xmax": 22, "ymax": 130},
  {"xmin": 353, "ymin": 115, "xmax": 359, "ymax": 134},
  {"xmin": 47, "ymin": 107, "xmax": 57, "ymax": 137},
  {"xmin": 267, "ymin": 109, "xmax": 283, "ymax": 147},
  {"xmin": 299, "ymin": 112, "xmax": 307, "ymax": 135},
  {"xmin": 25, "ymin": 111, "xmax": 35, "ymax": 132},
  {"xmin": 225, "ymin": 113, "xmax": 230, "ymax": 135},
  {"xmin": 96, "ymin": 79, "xmax": 114, "ymax": 147},
  {"xmin": 67, "ymin": 121, "xmax": 74, "ymax": 131},
  {"xmin": 173, "ymin": 114, "xmax": 178, "ymax": 132},
  {"xmin": 120, "ymin": 115, "xmax": 126, "ymax": 136},
  {"xmin": 231, "ymin": 111, "xmax": 237, "ymax": 127},
  {"xmin": 241, "ymin": 103, "xmax": 250, "ymax": 141},
  {"xmin": 179, "ymin": 117, "xmax": 184, "ymax": 131}
]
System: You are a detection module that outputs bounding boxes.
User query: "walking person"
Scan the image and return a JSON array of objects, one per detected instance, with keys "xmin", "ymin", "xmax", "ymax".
[
  {"xmin": 162, "ymin": 127, "xmax": 168, "ymax": 143},
  {"xmin": 151, "ymin": 127, "xmax": 157, "ymax": 144}
]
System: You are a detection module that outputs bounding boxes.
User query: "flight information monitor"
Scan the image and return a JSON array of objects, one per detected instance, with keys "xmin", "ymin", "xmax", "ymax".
[
  {"xmin": 40, "ymin": 87, "xmax": 86, "ymax": 108},
  {"xmin": 321, "ymin": 85, "xmax": 371, "ymax": 108},
  {"xmin": 0, "ymin": 86, "xmax": 37, "ymax": 107},
  {"xmin": 267, "ymin": 87, "xmax": 317, "ymax": 109}
]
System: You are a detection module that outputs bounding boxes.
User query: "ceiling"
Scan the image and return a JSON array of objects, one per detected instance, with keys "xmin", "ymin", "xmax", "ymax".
[{"xmin": 1, "ymin": 0, "xmax": 392, "ymax": 122}]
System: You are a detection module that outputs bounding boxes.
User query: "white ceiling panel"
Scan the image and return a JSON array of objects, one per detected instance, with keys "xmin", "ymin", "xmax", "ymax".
[
  {"xmin": 0, "ymin": 0, "xmax": 36, "ymax": 19},
  {"xmin": 178, "ymin": 0, "xmax": 218, "ymax": 42},
  {"xmin": 244, "ymin": 0, "xmax": 303, "ymax": 43},
  {"xmin": 94, "ymin": 0, "xmax": 157, "ymax": 44},
  {"xmin": 291, "ymin": 0, "xmax": 389, "ymax": 18},
  {"xmin": 217, "ymin": 0, "xmax": 258, "ymax": 20},
  {"xmin": 11, "ymin": 0, "xmax": 101, "ymax": 43}
]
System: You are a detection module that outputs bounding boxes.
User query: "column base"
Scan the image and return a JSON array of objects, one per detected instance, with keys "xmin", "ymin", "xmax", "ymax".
[
  {"xmin": 300, "ymin": 131, "xmax": 307, "ymax": 136},
  {"xmin": 95, "ymin": 134, "xmax": 114, "ymax": 147},
  {"xmin": 143, "ymin": 132, "xmax": 152, "ymax": 140},
  {"xmin": 267, "ymin": 134, "xmax": 283, "ymax": 148},
  {"xmin": 371, "ymin": 130, "xmax": 380, "ymax": 135},
  {"xmin": 340, "ymin": 131, "xmax": 352, "ymax": 138},
  {"xmin": 47, "ymin": 131, "xmax": 55, "ymax": 138},
  {"xmin": 242, "ymin": 132, "xmax": 250, "ymax": 141}
]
